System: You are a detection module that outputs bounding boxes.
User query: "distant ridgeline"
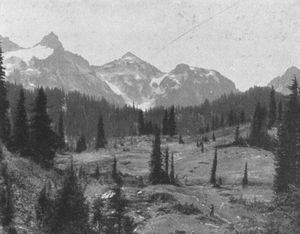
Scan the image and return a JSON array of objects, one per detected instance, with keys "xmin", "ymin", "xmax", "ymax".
[{"xmin": 7, "ymin": 83, "xmax": 283, "ymax": 145}]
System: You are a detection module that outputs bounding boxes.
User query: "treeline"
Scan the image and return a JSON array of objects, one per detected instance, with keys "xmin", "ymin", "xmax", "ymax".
[{"xmin": 6, "ymin": 84, "xmax": 283, "ymax": 145}]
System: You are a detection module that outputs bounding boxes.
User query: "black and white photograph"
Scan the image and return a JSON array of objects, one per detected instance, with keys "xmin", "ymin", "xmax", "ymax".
[{"xmin": 0, "ymin": 0, "xmax": 300, "ymax": 233}]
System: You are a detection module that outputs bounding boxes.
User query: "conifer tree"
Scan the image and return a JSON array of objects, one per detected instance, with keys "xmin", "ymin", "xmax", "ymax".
[
  {"xmin": 234, "ymin": 125, "xmax": 240, "ymax": 144},
  {"xmin": 95, "ymin": 115, "xmax": 106, "ymax": 149},
  {"xmin": 111, "ymin": 156, "xmax": 122, "ymax": 185},
  {"xmin": 201, "ymin": 142, "xmax": 204, "ymax": 153},
  {"xmin": 12, "ymin": 89, "xmax": 30, "ymax": 156},
  {"xmin": 268, "ymin": 86, "xmax": 277, "ymax": 129},
  {"xmin": 107, "ymin": 184, "xmax": 126, "ymax": 234},
  {"xmin": 178, "ymin": 135, "xmax": 184, "ymax": 144},
  {"xmin": 57, "ymin": 112, "xmax": 65, "ymax": 150},
  {"xmin": 138, "ymin": 110, "xmax": 145, "ymax": 135},
  {"xmin": 36, "ymin": 184, "xmax": 54, "ymax": 233},
  {"xmin": 249, "ymin": 102, "xmax": 268, "ymax": 146},
  {"xmin": 162, "ymin": 110, "xmax": 169, "ymax": 135},
  {"xmin": 161, "ymin": 148, "xmax": 170, "ymax": 184},
  {"xmin": 52, "ymin": 163, "xmax": 90, "ymax": 233},
  {"xmin": 274, "ymin": 78, "xmax": 299, "ymax": 193},
  {"xmin": 164, "ymin": 148, "xmax": 169, "ymax": 175},
  {"xmin": 168, "ymin": 106, "xmax": 176, "ymax": 137},
  {"xmin": 278, "ymin": 99, "xmax": 283, "ymax": 122},
  {"xmin": 149, "ymin": 130, "xmax": 163, "ymax": 184},
  {"xmin": 30, "ymin": 88, "xmax": 56, "ymax": 167},
  {"xmin": 212, "ymin": 132, "xmax": 216, "ymax": 142},
  {"xmin": 169, "ymin": 153, "xmax": 175, "ymax": 184},
  {"xmin": 0, "ymin": 45, "xmax": 10, "ymax": 144},
  {"xmin": 210, "ymin": 148, "xmax": 218, "ymax": 185},
  {"xmin": 242, "ymin": 162, "xmax": 248, "ymax": 186},
  {"xmin": 76, "ymin": 134, "xmax": 87, "ymax": 153}
]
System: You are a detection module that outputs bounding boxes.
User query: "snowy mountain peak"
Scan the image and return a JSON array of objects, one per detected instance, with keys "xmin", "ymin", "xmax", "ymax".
[
  {"xmin": 36, "ymin": 32, "xmax": 63, "ymax": 50},
  {"xmin": 121, "ymin": 51, "xmax": 141, "ymax": 61}
]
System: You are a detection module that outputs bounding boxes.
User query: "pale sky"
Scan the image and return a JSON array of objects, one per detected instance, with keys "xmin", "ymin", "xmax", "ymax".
[{"xmin": 1, "ymin": 0, "xmax": 299, "ymax": 90}]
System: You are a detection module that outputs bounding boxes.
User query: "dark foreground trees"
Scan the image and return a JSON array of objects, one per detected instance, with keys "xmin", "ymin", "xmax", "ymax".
[
  {"xmin": 149, "ymin": 130, "xmax": 163, "ymax": 185},
  {"xmin": 0, "ymin": 46, "xmax": 10, "ymax": 145},
  {"xmin": 31, "ymin": 88, "xmax": 57, "ymax": 168},
  {"xmin": 0, "ymin": 146, "xmax": 17, "ymax": 233},
  {"xmin": 210, "ymin": 148, "xmax": 218, "ymax": 185},
  {"xmin": 36, "ymin": 163, "xmax": 90, "ymax": 234},
  {"xmin": 274, "ymin": 78, "xmax": 300, "ymax": 193},
  {"xmin": 95, "ymin": 115, "xmax": 106, "ymax": 149},
  {"xmin": 12, "ymin": 89, "xmax": 30, "ymax": 156}
]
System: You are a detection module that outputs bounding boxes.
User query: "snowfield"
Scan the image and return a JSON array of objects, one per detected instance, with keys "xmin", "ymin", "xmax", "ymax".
[{"xmin": 4, "ymin": 45, "xmax": 54, "ymax": 64}]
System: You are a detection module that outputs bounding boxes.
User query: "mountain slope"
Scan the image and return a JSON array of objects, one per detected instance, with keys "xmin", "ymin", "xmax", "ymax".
[
  {"xmin": 93, "ymin": 52, "xmax": 164, "ymax": 106},
  {"xmin": 2, "ymin": 33, "xmax": 124, "ymax": 104},
  {"xmin": 94, "ymin": 54, "xmax": 238, "ymax": 108},
  {"xmin": 0, "ymin": 35, "xmax": 23, "ymax": 52},
  {"xmin": 268, "ymin": 66, "xmax": 300, "ymax": 94},
  {"xmin": 154, "ymin": 64, "xmax": 238, "ymax": 107}
]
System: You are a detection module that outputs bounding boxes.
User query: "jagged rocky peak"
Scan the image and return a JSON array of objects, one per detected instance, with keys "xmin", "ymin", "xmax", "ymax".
[
  {"xmin": 268, "ymin": 66, "xmax": 300, "ymax": 95},
  {"xmin": 36, "ymin": 32, "xmax": 63, "ymax": 50}
]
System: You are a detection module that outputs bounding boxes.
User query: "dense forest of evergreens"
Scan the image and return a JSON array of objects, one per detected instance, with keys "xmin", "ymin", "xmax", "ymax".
[{"xmin": 6, "ymin": 83, "xmax": 283, "ymax": 148}]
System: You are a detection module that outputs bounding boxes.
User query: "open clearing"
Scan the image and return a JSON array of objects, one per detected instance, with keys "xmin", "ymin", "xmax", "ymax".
[{"xmin": 54, "ymin": 124, "xmax": 275, "ymax": 234}]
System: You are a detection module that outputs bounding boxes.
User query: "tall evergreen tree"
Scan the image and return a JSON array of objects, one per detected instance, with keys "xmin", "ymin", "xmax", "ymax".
[
  {"xmin": 107, "ymin": 184, "xmax": 126, "ymax": 234},
  {"xmin": 149, "ymin": 130, "xmax": 163, "ymax": 184},
  {"xmin": 234, "ymin": 124, "xmax": 240, "ymax": 144},
  {"xmin": 52, "ymin": 163, "xmax": 90, "ymax": 233},
  {"xmin": 162, "ymin": 110, "xmax": 169, "ymax": 135},
  {"xmin": 212, "ymin": 132, "xmax": 216, "ymax": 142},
  {"xmin": 0, "ymin": 45, "xmax": 10, "ymax": 144},
  {"xmin": 164, "ymin": 148, "xmax": 169, "ymax": 175},
  {"xmin": 242, "ymin": 162, "xmax": 248, "ymax": 186},
  {"xmin": 274, "ymin": 78, "xmax": 299, "ymax": 193},
  {"xmin": 278, "ymin": 99, "xmax": 283, "ymax": 122},
  {"xmin": 111, "ymin": 156, "xmax": 122, "ymax": 185},
  {"xmin": 95, "ymin": 115, "xmax": 106, "ymax": 149},
  {"xmin": 138, "ymin": 110, "xmax": 145, "ymax": 135},
  {"xmin": 76, "ymin": 134, "xmax": 87, "ymax": 153},
  {"xmin": 168, "ymin": 106, "xmax": 176, "ymax": 137},
  {"xmin": 268, "ymin": 86, "xmax": 277, "ymax": 129},
  {"xmin": 169, "ymin": 153, "xmax": 175, "ymax": 184},
  {"xmin": 12, "ymin": 89, "xmax": 30, "ymax": 156},
  {"xmin": 210, "ymin": 148, "xmax": 218, "ymax": 185},
  {"xmin": 36, "ymin": 184, "xmax": 54, "ymax": 234},
  {"xmin": 249, "ymin": 102, "xmax": 268, "ymax": 146},
  {"xmin": 30, "ymin": 88, "xmax": 56, "ymax": 167},
  {"xmin": 57, "ymin": 112, "xmax": 65, "ymax": 150}
]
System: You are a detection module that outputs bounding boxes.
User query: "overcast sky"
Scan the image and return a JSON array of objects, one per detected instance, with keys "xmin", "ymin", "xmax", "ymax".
[{"xmin": 0, "ymin": 0, "xmax": 299, "ymax": 90}]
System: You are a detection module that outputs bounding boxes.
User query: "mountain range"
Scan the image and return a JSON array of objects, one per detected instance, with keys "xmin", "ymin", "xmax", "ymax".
[{"xmin": 2, "ymin": 32, "xmax": 297, "ymax": 109}]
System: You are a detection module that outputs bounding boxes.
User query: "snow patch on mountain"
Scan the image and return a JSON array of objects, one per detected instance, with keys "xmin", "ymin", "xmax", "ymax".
[
  {"xmin": 4, "ymin": 45, "xmax": 53, "ymax": 65},
  {"xmin": 150, "ymin": 73, "xmax": 168, "ymax": 87},
  {"xmin": 104, "ymin": 79, "xmax": 132, "ymax": 104}
]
